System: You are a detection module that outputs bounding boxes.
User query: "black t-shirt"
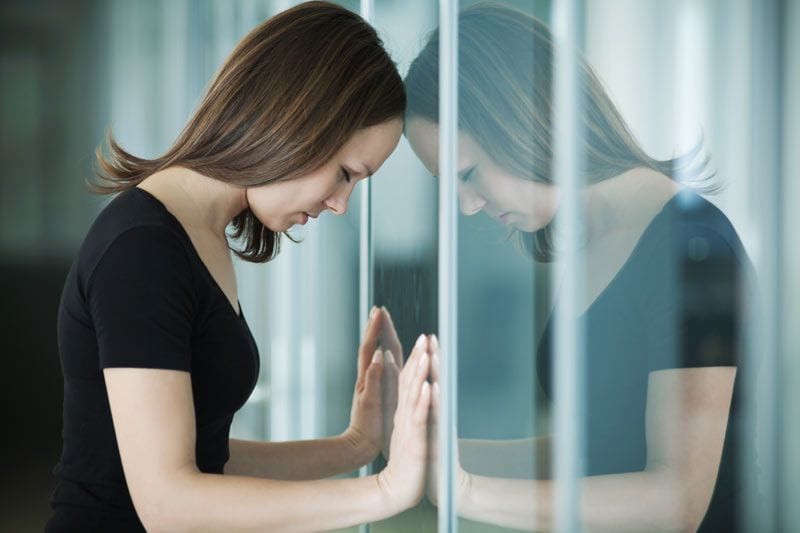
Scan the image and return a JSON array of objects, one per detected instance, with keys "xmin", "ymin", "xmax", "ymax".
[
  {"xmin": 536, "ymin": 187, "xmax": 758, "ymax": 532},
  {"xmin": 46, "ymin": 187, "xmax": 260, "ymax": 532}
]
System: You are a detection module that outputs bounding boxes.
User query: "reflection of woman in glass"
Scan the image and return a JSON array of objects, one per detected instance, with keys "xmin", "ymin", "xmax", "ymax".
[
  {"xmin": 46, "ymin": 3, "xmax": 432, "ymax": 531},
  {"xmin": 404, "ymin": 4, "xmax": 755, "ymax": 531}
]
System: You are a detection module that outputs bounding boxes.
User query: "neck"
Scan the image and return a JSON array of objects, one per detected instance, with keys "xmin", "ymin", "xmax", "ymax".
[
  {"xmin": 582, "ymin": 167, "xmax": 678, "ymax": 243},
  {"xmin": 141, "ymin": 167, "xmax": 250, "ymax": 238}
]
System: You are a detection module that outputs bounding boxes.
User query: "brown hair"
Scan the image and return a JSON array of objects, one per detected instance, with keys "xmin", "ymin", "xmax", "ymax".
[
  {"xmin": 92, "ymin": 1, "xmax": 405, "ymax": 263},
  {"xmin": 404, "ymin": 3, "xmax": 715, "ymax": 262}
]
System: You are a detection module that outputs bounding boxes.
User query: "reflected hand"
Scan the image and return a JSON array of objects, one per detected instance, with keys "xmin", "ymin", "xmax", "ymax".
[
  {"xmin": 425, "ymin": 336, "xmax": 471, "ymax": 507},
  {"xmin": 377, "ymin": 334, "xmax": 432, "ymax": 512}
]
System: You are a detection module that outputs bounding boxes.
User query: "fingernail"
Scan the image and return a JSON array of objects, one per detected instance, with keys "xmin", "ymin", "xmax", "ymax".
[
  {"xmin": 433, "ymin": 382, "xmax": 440, "ymax": 396},
  {"xmin": 431, "ymin": 334, "xmax": 440, "ymax": 350},
  {"xmin": 372, "ymin": 348, "xmax": 382, "ymax": 363},
  {"xmin": 369, "ymin": 306, "xmax": 377, "ymax": 319},
  {"xmin": 384, "ymin": 349, "xmax": 395, "ymax": 365},
  {"xmin": 415, "ymin": 334, "xmax": 426, "ymax": 349}
]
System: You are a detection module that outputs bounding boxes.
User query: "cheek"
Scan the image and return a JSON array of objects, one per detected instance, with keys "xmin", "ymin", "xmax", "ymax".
[
  {"xmin": 245, "ymin": 187, "xmax": 281, "ymax": 228},
  {"xmin": 532, "ymin": 186, "xmax": 559, "ymax": 225},
  {"xmin": 246, "ymin": 187, "xmax": 269, "ymax": 213}
]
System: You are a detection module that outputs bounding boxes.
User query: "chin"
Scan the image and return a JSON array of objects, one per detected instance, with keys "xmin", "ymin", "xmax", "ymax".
[
  {"xmin": 514, "ymin": 220, "xmax": 538, "ymax": 232},
  {"xmin": 251, "ymin": 212, "xmax": 285, "ymax": 233}
]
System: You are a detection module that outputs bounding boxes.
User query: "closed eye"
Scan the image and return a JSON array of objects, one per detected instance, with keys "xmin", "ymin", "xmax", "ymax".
[
  {"xmin": 432, "ymin": 165, "xmax": 476, "ymax": 181},
  {"xmin": 341, "ymin": 167, "xmax": 353, "ymax": 183},
  {"xmin": 458, "ymin": 165, "xmax": 477, "ymax": 183}
]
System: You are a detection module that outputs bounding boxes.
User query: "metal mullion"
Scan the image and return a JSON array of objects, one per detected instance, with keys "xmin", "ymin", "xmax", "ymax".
[
  {"xmin": 437, "ymin": 0, "xmax": 458, "ymax": 531},
  {"xmin": 551, "ymin": 1, "xmax": 586, "ymax": 532}
]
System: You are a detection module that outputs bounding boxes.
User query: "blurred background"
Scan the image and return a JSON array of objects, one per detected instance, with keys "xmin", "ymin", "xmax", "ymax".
[{"xmin": 1, "ymin": 0, "xmax": 798, "ymax": 531}]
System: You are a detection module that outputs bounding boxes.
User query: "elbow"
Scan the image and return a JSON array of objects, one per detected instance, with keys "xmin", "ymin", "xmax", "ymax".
[
  {"xmin": 138, "ymin": 498, "xmax": 189, "ymax": 533},
  {"xmin": 665, "ymin": 493, "xmax": 712, "ymax": 532},
  {"xmin": 137, "ymin": 503, "xmax": 173, "ymax": 533},
  {"xmin": 648, "ymin": 504, "xmax": 703, "ymax": 533},
  {"xmin": 133, "ymin": 471, "xmax": 200, "ymax": 533},
  {"xmin": 675, "ymin": 504, "xmax": 707, "ymax": 533},
  {"xmin": 646, "ymin": 468, "xmax": 712, "ymax": 532}
]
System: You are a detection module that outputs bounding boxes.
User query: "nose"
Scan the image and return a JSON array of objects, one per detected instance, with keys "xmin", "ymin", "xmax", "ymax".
[
  {"xmin": 458, "ymin": 184, "xmax": 486, "ymax": 216},
  {"xmin": 324, "ymin": 183, "xmax": 354, "ymax": 215}
]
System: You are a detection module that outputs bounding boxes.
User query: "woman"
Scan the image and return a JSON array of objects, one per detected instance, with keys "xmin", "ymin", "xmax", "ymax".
[
  {"xmin": 46, "ymin": 3, "xmax": 432, "ymax": 531},
  {"xmin": 404, "ymin": 4, "xmax": 756, "ymax": 532}
]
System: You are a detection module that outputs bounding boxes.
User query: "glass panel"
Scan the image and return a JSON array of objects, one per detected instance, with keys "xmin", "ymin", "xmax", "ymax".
[
  {"xmin": 456, "ymin": 2, "xmax": 552, "ymax": 531},
  {"xmin": 407, "ymin": 0, "xmax": 796, "ymax": 531},
  {"xmin": 369, "ymin": 1, "xmax": 440, "ymax": 531},
  {"xmin": 782, "ymin": 4, "xmax": 800, "ymax": 530},
  {"xmin": 405, "ymin": 2, "xmax": 555, "ymax": 532}
]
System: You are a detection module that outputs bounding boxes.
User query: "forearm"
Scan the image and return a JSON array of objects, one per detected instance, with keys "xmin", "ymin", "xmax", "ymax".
[
  {"xmin": 459, "ymin": 436, "xmax": 551, "ymax": 479},
  {"xmin": 461, "ymin": 468, "xmax": 694, "ymax": 532},
  {"xmin": 224, "ymin": 435, "xmax": 374, "ymax": 480},
  {"xmin": 149, "ymin": 469, "xmax": 395, "ymax": 532}
]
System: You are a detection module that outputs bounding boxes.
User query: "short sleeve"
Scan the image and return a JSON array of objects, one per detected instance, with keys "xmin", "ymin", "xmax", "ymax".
[
  {"xmin": 641, "ymin": 224, "xmax": 744, "ymax": 372},
  {"xmin": 87, "ymin": 226, "xmax": 196, "ymax": 371}
]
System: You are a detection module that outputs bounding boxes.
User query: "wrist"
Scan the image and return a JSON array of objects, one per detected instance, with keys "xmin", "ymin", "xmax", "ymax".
[
  {"xmin": 341, "ymin": 427, "xmax": 380, "ymax": 467},
  {"xmin": 458, "ymin": 469, "xmax": 474, "ymax": 511},
  {"xmin": 374, "ymin": 469, "xmax": 410, "ymax": 515}
]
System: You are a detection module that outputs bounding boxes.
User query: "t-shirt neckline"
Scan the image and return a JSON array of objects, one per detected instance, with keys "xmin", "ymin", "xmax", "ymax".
[{"xmin": 130, "ymin": 186, "xmax": 243, "ymax": 320}]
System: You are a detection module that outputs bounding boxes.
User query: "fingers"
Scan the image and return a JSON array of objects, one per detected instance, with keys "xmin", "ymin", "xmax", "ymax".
[
  {"xmin": 395, "ymin": 334, "xmax": 430, "ymax": 423},
  {"xmin": 383, "ymin": 349, "xmax": 400, "ymax": 374},
  {"xmin": 415, "ymin": 381, "xmax": 432, "ymax": 425},
  {"xmin": 406, "ymin": 350, "xmax": 429, "ymax": 412},
  {"xmin": 431, "ymin": 382, "xmax": 440, "ymax": 424},
  {"xmin": 378, "ymin": 306, "xmax": 404, "ymax": 368},
  {"xmin": 430, "ymin": 335, "xmax": 440, "ymax": 385},
  {"xmin": 362, "ymin": 348, "xmax": 384, "ymax": 397},
  {"xmin": 358, "ymin": 306, "xmax": 381, "ymax": 378},
  {"xmin": 400, "ymin": 334, "xmax": 428, "ymax": 392}
]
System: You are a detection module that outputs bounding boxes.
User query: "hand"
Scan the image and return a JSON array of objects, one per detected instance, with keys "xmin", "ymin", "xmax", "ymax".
[
  {"xmin": 377, "ymin": 307, "xmax": 403, "ymax": 459},
  {"xmin": 376, "ymin": 305, "xmax": 404, "ymax": 368},
  {"xmin": 425, "ymin": 336, "xmax": 471, "ymax": 508},
  {"xmin": 377, "ymin": 334, "xmax": 432, "ymax": 513},
  {"xmin": 343, "ymin": 306, "xmax": 387, "ymax": 465}
]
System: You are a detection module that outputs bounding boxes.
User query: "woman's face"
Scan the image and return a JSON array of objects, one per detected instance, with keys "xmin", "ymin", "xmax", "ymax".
[
  {"xmin": 405, "ymin": 117, "xmax": 558, "ymax": 232},
  {"xmin": 247, "ymin": 118, "xmax": 403, "ymax": 231}
]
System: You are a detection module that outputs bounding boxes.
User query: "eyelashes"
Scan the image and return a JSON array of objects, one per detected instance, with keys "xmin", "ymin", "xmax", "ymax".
[
  {"xmin": 459, "ymin": 165, "xmax": 477, "ymax": 183},
  {"xmin": 341, "ymin": 167, "xmax": 353, "ymax": 183}
]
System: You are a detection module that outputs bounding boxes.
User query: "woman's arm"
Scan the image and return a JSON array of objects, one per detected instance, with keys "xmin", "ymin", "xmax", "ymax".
[
  {"xmin": 458, "ymin": 436, "xmax": 551, "ymax": 479},
  {"xmin": 103, "ymin": 334, "xmax": 432, "ymax": 533},
  {"xmin": 224, "ymin": 434, "xmax": 375, "ymax": 480},
  {"xmin": 223, "ymin": 307, "xmax": 404, "ymax": 480},
  {"xmin": 452, "ymin": 367, "xmax": 736, "ymax": 532}
]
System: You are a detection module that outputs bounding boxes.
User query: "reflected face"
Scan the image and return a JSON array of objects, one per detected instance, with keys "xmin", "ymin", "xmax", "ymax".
[
  {"xmin": 247, "ymin": 118, "xmax": 403, "ymax": 231},
  {"xmin": 405, "ymin": 117, "xmax": 558, "ymax": 232}
]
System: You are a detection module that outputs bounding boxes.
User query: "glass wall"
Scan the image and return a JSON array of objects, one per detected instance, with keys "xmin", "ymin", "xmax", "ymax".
[
  {"xmin": 2, "ymin": 0, "xmax": 796, "ymax": 530},
  {"xmin": 407, "ymin": 0, "xmax": 799, "ymax": 531}
]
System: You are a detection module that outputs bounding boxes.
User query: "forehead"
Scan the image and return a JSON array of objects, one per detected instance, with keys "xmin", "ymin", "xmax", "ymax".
[
  {"xmin": 344, "ymin": 119, "xmax": 403, "ymax": 151},
  {"xmin": 405, "ymin": 117, "xmax": 479, "ymax": 175},
  {"xmin": 340, "ymin": 118, "xmax": 403, "ymax": 170},
  {"xmin": 405, "ymin": 117, "xmax": 439, "ymax": 170}
]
